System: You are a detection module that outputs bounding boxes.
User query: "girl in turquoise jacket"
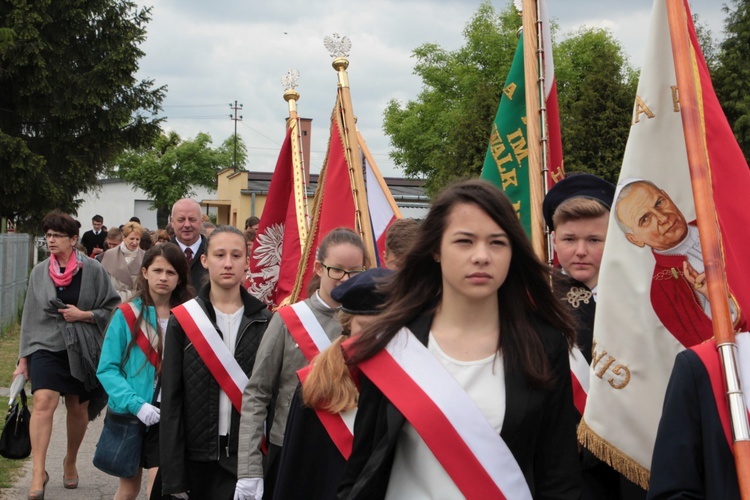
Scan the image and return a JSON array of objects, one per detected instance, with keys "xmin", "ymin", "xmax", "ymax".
[{"xmin": 97, "ymin": 243, "xmax": 193, "ymax": 499}]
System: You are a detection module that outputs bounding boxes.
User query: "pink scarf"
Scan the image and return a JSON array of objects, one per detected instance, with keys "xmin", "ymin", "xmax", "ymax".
[{"xmin": 49, "ymin": 250, "xmax": 83, "ymax": 287}]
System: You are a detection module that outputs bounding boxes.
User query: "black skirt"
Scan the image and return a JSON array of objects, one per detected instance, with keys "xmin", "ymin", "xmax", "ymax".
[{"xmin": 29, "ymin": 349, "xmax": 93, "ymax": 402}]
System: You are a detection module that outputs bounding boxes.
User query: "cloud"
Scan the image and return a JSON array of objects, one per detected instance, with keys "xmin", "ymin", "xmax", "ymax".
[{"xmin": 134, "ymin": 0, "xmax": 725, "ymax": 176}]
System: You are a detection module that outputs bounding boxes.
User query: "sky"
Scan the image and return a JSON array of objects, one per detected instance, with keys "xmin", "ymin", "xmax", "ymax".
[{"xmin": 131, "ymin": 0, "xmax": 727, "ymax": 178}]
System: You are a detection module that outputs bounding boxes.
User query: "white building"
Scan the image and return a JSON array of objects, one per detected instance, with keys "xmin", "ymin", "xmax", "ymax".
[{"xmin": 75, "ymin": 179, "xmax": 216, "ymax": 230}]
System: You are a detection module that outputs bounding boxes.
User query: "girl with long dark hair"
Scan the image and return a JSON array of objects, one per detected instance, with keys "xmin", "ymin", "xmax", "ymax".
[
  {"xmin": 96, "ymin": 243, "xmax": 193, "ymax": 499},
  {"xmin": 339, "ymin": 180, "xmax": 582, "ymax": 499}
]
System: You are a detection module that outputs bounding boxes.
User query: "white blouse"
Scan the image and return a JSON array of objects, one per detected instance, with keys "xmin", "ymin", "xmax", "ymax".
[
  {"xmin": 213, "ymin": 306, "xmax": 244, "ymax": 436},
  {"xmin": 385, "ymin": 332, "xmax": 505, "ymax": 499}
]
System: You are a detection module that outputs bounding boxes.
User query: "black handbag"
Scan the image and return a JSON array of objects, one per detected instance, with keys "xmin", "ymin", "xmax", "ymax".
[
  {"xmin": 0, "ymin": 389, "xmax": 32, "ymax": 459},
  {"xmin": 93, "ymin": 408, "xmax": 145, "ymax": 478}
]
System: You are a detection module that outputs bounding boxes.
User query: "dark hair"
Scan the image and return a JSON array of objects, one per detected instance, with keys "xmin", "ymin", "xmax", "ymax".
[
  {"xmin": 139, "ymin": 231, "xmax": 153, "ymax": 250},
  {"xmin": 385, "ymin": 218, "xmax": 420, "ymax": 266},
  {"xmin": 92, "ymin": 214, "xmax": 103, "ymax": 223},
  {"xmin": 129, "ymin": 216, "xmax": 141, "ymax": 224},
  {"xmin": 205, "ymin": 225, "xmax": 247, "ymax": 254},
  {"xmin": 122, "ymin": 243, "xmax": 195, "ymax": 373},
  {"xmin": 245, "ymin": 216, "xmax": 260, "ymax": 229},
  {"xmin": 348, "ymin": 179, "xmax": 575, "ymax": 388},
  {"xmin": 42, "ymin": 211, "xmax": 79, "ymax": 238},
  {"xmin": 306, "ymin": 227, "xmax": 367, "ymax": 296}
]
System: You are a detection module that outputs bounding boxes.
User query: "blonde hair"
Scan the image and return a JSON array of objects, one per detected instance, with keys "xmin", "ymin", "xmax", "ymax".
[
  {"xmin": 122, "ymin": 221, "xmax": 144, "ymax": 238},
  {"xmin": 302, "ymin": 311, "xmax": 358, "ymax": 412},
  {"xmin": 551, "ymin": 197, "xmax": 609, "ymax": 229}
]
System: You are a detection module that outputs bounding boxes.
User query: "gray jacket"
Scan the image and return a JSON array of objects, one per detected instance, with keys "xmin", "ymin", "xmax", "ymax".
[
  {"xmin": 237, "ymin": 294, "xmax": 342, "ymax": 478},
  {"xmin": 19, "ymin": 256, "xmax": 120, "ymax": 359}
]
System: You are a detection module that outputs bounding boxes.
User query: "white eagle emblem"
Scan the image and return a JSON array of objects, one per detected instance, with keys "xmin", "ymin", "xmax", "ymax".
[{"xmin": 248, "ymin": 223, "xmax": 284, "ymax": 306}]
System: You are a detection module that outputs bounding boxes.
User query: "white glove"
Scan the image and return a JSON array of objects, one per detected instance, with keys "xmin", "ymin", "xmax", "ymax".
[
  {"xmin": 234, "ymin": 477, "xmax": 263, "ymax": 500},
  {"xmin": 171, "ymin": 493, "xmax": 189, "ymax": 499},
  {"xmin": 136, "ymin": 403, "xmax": 161, "ymax": 426}
]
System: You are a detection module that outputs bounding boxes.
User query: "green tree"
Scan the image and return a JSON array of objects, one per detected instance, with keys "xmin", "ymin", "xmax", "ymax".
[
  {"xmin": 714, "ymin": 0, "xmax": 750, "ymax": 163},
  {"xmin": 0, "ymin": 0, "xmax": 165, "ymax": 230},
  {"xmin": 554, "ymin": 28, "xmax": 638, "ymax": 183},
  {"xmin": 111, "ymin": 132, "xmax": 246, "ymax": 228},
  {"xmin": 383, "ymin": 1, "xmax": 521, "ymax": 195}
]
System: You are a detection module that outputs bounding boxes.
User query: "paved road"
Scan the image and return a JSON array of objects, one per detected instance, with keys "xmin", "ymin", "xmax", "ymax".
[{"xmin": 2, "ymin": 395, "xmax": 149, "ymax": 500}]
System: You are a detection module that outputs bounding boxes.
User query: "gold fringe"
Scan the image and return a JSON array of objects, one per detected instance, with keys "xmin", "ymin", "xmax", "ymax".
[{"xmin": 578, "ymin": 419, "xmax": 651, "ymax": 489}]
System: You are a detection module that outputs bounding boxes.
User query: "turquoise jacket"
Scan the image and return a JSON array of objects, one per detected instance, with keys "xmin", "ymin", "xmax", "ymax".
[{"xmin": 97, "ymin": 298, "xmax": 159, "ymax": 416}]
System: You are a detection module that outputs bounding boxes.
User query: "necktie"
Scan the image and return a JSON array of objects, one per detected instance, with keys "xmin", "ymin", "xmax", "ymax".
[{"xmin": 185, "ymin": 247, "xmax": 194, "ymax": 262}]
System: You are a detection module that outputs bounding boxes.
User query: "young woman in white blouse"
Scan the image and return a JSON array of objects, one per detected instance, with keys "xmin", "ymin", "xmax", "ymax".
[{"xmin": 340, "ymin": 180, "xmax": 582, "ymax": 499}]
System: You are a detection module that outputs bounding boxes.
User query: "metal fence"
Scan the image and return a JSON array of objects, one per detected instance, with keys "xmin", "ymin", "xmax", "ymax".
[{"xmin": 0, "ymin": 234, "xmax": 31, "ymax": 330}]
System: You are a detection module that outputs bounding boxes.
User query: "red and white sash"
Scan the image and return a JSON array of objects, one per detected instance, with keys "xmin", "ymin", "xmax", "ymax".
[
  {"xmin": 277, "ymin": 301, "xmax": 333, "ymax": 362},
  {"xmin": 172, "ymin": 299, "xmax": 247, "ymax": 412},
  {"xmin": 354, "ymin": 327, "xmax": 532, "ymax": 500},
  {"xmin": 569, "ymin": 347, "xmax": 589, "ymax": 415},
  {"xmin": 297, "ymin": 364, "xmax": 356, "ymax": 459},
  {"xmin": 692, "ymin": 332, "xmax": 750, "ymax": 451},
  {"xmin": 118, "ymin": 303, "xmax": 160, "ymax": 369}
]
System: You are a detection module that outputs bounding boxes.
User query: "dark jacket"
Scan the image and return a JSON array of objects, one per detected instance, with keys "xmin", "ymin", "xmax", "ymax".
[
  {"xmin": 338, "ymin": 313, "xmax": 582, "ymax": 500},
  {"xmin": 81, "ymin": 229, "xmax": 107, "ymax": 256},
  {"xmin": 160, "ymin": 284, "xmax": 271, "ymax": 495},
  {"xmin": 647, "ymin": 347, "xmax": 739, "ymax": 500},
  {"xmin": 172, "ymin": 235, "xmax": 208, "ymax": 290}
]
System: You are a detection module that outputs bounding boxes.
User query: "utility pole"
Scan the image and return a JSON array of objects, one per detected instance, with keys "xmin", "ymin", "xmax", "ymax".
[{"xmin": 229, "ymin": 100, "xmax": 243, "ymax": 170}]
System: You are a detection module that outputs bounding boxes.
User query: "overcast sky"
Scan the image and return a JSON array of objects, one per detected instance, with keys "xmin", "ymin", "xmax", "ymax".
[{"xmin": 132, "ymin": 0, "xmax": 727, "ymax": 177}]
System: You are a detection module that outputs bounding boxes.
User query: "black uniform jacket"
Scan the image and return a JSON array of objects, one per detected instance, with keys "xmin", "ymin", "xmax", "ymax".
[
  {"xmin": 159, "ymin": 284, "xmax": 271, "ymax": 495},
  {"xmin": 647, "ymin": 348, "xmax": 739, "ymax": 500},
  {"xmin": 337, "ymin": 313, "xmax": 582, "ymax": 500}
]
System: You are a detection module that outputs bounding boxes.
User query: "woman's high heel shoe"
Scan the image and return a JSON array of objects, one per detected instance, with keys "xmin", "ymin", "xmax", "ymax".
[
  {"xmin": 63, "ymin": 458, "xmax": 79, "ymax": 489},
  {"xmin": 27, "ymin": 470, "xmax": 48, "ymax": 500}
]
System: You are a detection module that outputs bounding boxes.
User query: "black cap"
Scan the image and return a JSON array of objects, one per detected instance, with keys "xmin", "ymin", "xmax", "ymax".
[
  {"xmin": 331, "ymin": 268, "xmax": 393, "ymax": 315},
  {"xmin": 542, "ymin": 173, "xmax": 615, "ymax": 229}
]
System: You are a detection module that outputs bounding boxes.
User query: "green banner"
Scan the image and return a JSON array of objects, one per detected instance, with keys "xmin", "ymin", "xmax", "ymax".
[{"xmin": 480, "ymin": 37, "xmax": 531, "ymax": 236}]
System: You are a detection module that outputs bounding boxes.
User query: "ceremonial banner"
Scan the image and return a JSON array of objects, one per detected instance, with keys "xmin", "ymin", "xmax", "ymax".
[
  {"xmin": 579, "ymin": 0, "xmax": 750, "ymax": 487},
  {"xmin": 247, "ymin": 124, "xmax": 307, "ymax": 308},
  {"xmin": 480, "ymin": 0, "xmax": 563, "ymax": 239},
  {"xmin": 290, "ymin": 99, "xmax": 357, "ymax": 302}
]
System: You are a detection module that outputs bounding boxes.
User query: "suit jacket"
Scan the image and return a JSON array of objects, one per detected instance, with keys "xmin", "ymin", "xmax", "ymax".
[
  {"xmin": 337, "ymin": 314, "xmax": 582, "ymax": 500},
  {"xmin": 172, "ymin": 235, "xmax": 208, "ymax": 290},
  {"xmin": 647, "ymin": 348, "xmax": 739, "ymax": 500}
]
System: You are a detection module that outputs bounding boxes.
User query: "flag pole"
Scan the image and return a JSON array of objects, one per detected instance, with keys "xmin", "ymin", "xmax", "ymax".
[
  {"xmin": 282, "ymin": 70, "xmax": 310, "ymax": 249},
  {"xmin": 521, "ymin": 0, "xmax": 548, "ymax": 262},
  {"xmin": 356, "ymin": 129, "xmax": 403, "ymax": 219},
  {"xmin": 329, "ymin": 43, "xmax": 377, "ymax": 268},
  {"xmin": 665, "ymin": 1, "xmax": 750, "ymax": 496}
]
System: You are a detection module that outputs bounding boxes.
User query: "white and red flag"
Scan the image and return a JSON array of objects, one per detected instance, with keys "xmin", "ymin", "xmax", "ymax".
[{"xmin": 579, "ymin": 0, "xmax": 750, "ymax": 488}]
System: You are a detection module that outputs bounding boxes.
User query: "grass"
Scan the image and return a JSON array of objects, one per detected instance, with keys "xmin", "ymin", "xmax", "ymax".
[{"xmin": 0, "ymin": 321, "xmax": 28, "ymax": 489}]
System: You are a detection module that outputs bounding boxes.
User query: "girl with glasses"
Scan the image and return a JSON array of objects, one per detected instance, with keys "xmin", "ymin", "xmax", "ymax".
[{"xmin": 234, "ymin": 227, "xmax": 366, "ymax": 500}]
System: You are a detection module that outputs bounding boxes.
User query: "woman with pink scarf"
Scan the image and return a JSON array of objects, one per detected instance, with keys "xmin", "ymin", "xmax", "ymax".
[{"xmin": 13, "ymin": 211, "xmax": 119, "ymax": 500}]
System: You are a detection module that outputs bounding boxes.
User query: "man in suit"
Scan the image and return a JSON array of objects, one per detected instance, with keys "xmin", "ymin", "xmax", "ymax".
[
  {"xmin": 80, "ymin": 214, "xmax": 107, "ymax": 257},
  {"xmin": 171, "ymin": 198, "xmax": 208, "ymax": 290}
]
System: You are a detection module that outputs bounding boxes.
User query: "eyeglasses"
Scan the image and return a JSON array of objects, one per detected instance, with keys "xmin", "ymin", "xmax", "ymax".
[
  {"xmin": 321, "ymin": 263, "xmax": 365, "ymax": 281},
  {"xmin": 45, "ymin": 233, "xmax": 70, "ymax": 240}
]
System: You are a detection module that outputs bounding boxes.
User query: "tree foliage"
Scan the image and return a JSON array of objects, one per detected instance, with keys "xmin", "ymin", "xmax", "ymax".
[
  {"xmin": 383, "ymin": 1, "xmax": 521, "ymax": 195},
  {"xmin": 383, "ymin": 1, "xmax": 638, "ymax": 194},
  {"xmin": 110, "ymin": 132, "xmax": 246, "ymax": 228},
  {"xmin": 554, "ymin": 28, "xmax": 637, "ymax": 183},
  {"xmin": 714, "ymin": 0, "xmax": 750, "ymax": 163},
  {"xmin": 0, "ymin": 0, "xmax": 165, "ymax": 230}
]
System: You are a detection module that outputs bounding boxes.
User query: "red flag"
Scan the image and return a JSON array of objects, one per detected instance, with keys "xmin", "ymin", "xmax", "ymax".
[
  {"xmin": 246, "ymin": 125, "xmax": 307, "ymax": 308},
  {"xmin": 290, "ymin": 99, "xmax": 357, "ymax": 301}
]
